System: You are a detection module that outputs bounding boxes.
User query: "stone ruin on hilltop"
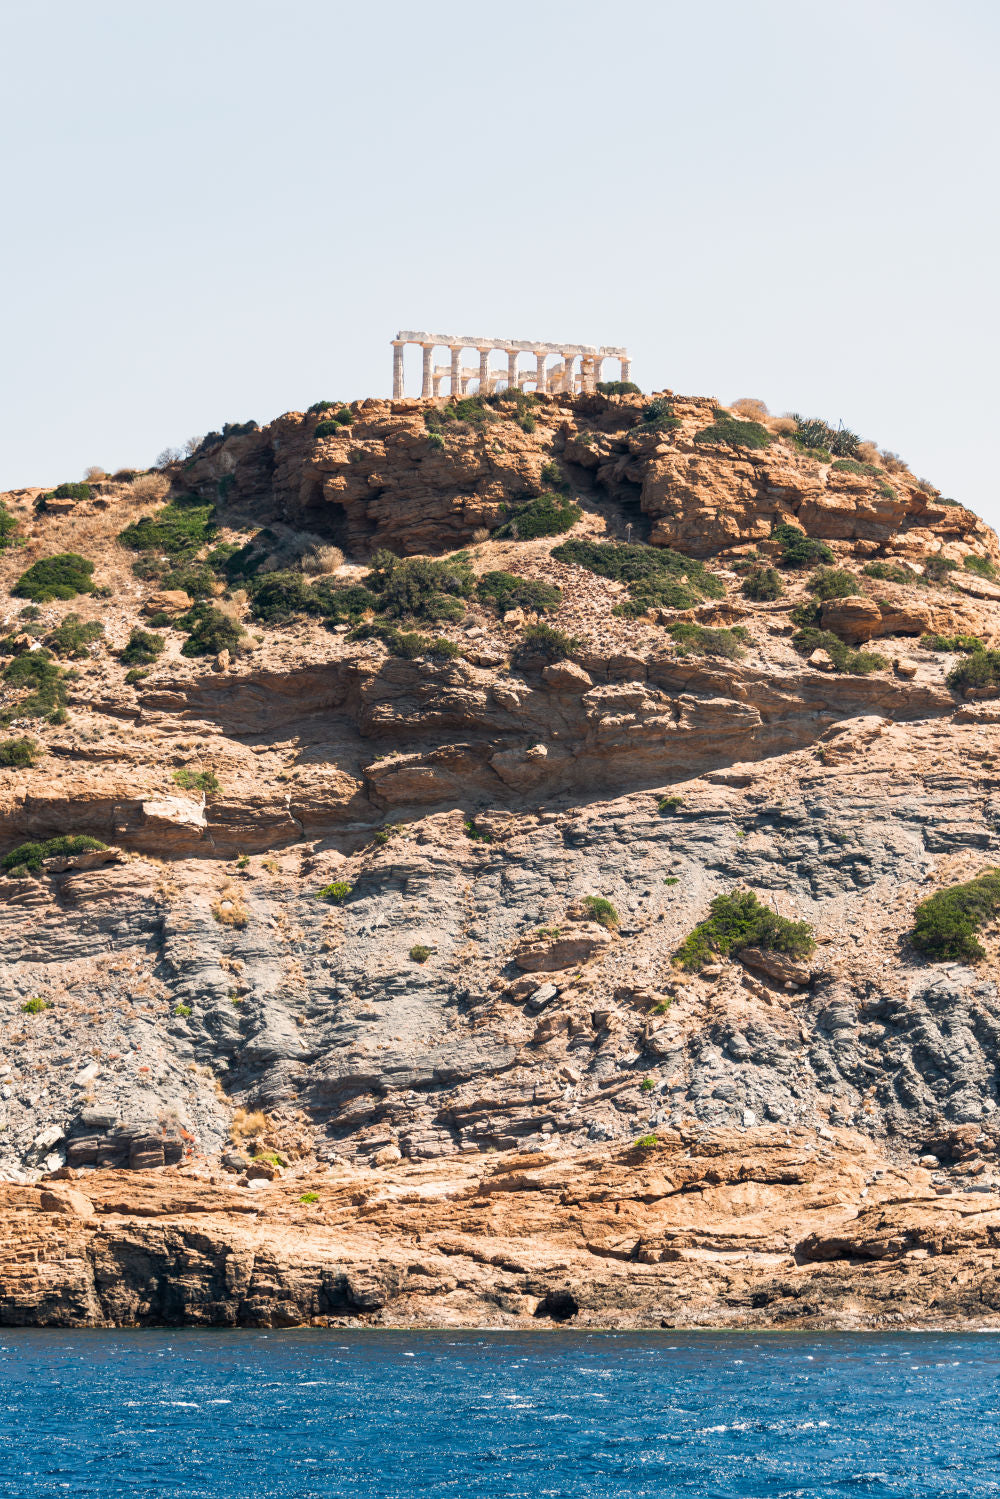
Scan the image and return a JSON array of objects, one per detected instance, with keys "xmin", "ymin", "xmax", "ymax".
[{"xmin": 391, "ymin": 330, "xmax": 631, "ymax": 399}]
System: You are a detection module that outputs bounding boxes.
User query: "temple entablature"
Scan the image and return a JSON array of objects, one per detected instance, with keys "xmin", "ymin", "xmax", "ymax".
[{"xmin": 391, "ymin": 331, "xmax": 631, "ymax": 399}]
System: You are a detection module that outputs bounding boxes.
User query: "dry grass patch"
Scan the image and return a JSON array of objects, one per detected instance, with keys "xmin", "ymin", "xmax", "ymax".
[
  {"xmin": 212, "ymin": 886, "xmax": 249, "ymax": 928},
  {"xmin": 125, "ymin": 473, "xmax": 172, "ymax": 506},
  {"xmin": 231, "ymin": 1107, "xmax": 268, "ymax": 1142},
  {"xmin": 731, "ymin": 397, "xmax": 769, "ymax": 422}
]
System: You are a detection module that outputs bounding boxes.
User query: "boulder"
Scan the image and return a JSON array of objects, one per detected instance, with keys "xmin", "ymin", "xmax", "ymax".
[
  {"xmin": 38, "ymin": 1188, "xmax": 95, "ymax": 1219},
  {"xmin": 514, "ymin": 922, "xmax": 614, "ymax": 972},
  {"xmin": 738, "ymin": 947, "xmax": 812, "ymax": 986},
  {"xmin": 129, "ymin": 1136, "xmax": 165, "ymax": 1170},
  {"xmin": 876, "ymin": 602, "xmax": 933, "ymax": 637},
  {"xmin": 820, "ymin": 596, "xmax": 882, "ymax": 642},
  {"xmin": 145, "ymin": 589, "xmax": 191, "ymax": 615},
  {"xmin": 542, "ymin": 659, "xmax": 593, "ymax": 693}
]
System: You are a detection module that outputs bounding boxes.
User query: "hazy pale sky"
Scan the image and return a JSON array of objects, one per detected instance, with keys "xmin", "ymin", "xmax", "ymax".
[{"xmin": 2, "ymin": 0, "xmax": 998, "ymax": 523}]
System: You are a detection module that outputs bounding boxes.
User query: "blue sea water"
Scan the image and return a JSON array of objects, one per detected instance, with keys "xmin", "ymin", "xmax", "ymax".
[{"xmin": 0, "ymin": 1330, "xmax": 998, "ymax": 1498}]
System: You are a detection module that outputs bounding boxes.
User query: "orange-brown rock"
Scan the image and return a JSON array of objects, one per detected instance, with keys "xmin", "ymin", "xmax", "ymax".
[{"xmin": 4, "ymin": 1133, "xmax": 1000, "ymax": 1328}]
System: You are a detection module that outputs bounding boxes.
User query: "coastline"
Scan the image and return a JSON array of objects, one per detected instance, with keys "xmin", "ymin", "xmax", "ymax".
[{"xmin": 5, "ymin": 1129, "xmax": 1000, "ymax": 1332}]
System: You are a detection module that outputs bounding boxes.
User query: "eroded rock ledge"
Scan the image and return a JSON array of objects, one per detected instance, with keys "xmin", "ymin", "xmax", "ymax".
[{"xmin": 4, "ymin": 1130, "xmax": 1000, "ymax": 1330}]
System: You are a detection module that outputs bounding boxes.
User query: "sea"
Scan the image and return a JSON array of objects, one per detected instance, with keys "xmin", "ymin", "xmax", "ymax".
[{"xmin": 0, "ymin": 1329, "xmax": 997, "ymax": 1497}]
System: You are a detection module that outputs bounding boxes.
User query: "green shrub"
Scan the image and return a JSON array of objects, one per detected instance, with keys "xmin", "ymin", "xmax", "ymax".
[
  {"xmin": 463, "ymin": 818, "xmax": 492, "ymax": 843},
  {"xmin": 365, "ymin": 550, "xmax": 475, "ymax": 621},
  {"xmin": 963, "ymin": 555, "xmax": 998, "ymax": 580},
  {"xmin": 791, "ymin": 598, "xmax": 823, "ymax": 630},
  {"xmin": 583, "ymin": 895, "xmax": 619, "ymax": 929},
  {"xmin": 316, "ymin": 880, "xmax": 352, "ymax": 902},
  {"xmin": 1, "ymin": 834, "xmax": 107, "ymax": 875},
  {"xmin": 597, "ymin": 380, "xmax": 641, "ymax": 396},
  {"xmin": 640, "ymin": 1077, "xmax": 656, "ymax": 1092},
  {"xmin": 772, "ymin": 523, "xmax": 834, "ymax": 569},
  {"xmin": 0, "ymin": 504, "xmax": 19, "ymax": 551},
  {"xmin": 125, "ymin": 667, "xmax": 149, "ymax": 685},
  {"xmin": 173, "ymin": 767, "xmax": 220, "ymax": 795},
  {"xmin": 740, "ymin": 566, "xmax": 783, "ymax": 601},
  {"xmin": 477, "ymin": 571, "xmax": 562, "ymax": 614},
  {"xmin": 314, "ymin": 409, "xmax": 353, "ymax": 437},
  {"xmin": 179, "ymin": 603, "xmax": 244, "ymax": 658},
  {"xmin": 146, "ymin": 611, "xmax": 173, "ymax": 628},
  {"xmin": 20, "ymin": 997, "xmax": 50, "ymax": 1014},
  {"xmin": 307, "ymin": 400, "xmax": 335, "ymax": 415},
  {"xmin": 246, "ymin": 570, "xmax": 315, "ymax": 624},
  {"xmin": 917, "ymin": 554, "xmax": 959, "ymax": 581},
  {"xmin": 1, "ymin": 651, "xmax": 67, "ymax": 721},
  {"xmin": 495, "ymin": 494, "xmax": 582, "ymax": 540},
  {"xmin": 540, "ymin": 461, "xmax": 570, "ymax": 494},
  {"xmin": 696, "ymin": 413, "xmax": 772, "ymax": 451},
  {"xmin": 313, "ymin": 582, "xmax": 379, "ymax": 624},
  {"xmin": 807, "ymin": 567, "xmax": 859, "ymax": 601},
  {"xmin": 921, "ymin": 633, "xmax": 984, "ymax": 654},
  {"xmin": 658, "ymin": 795, "xmax": 683, "ymax": 815},
  {"xmin": 174, "ymin": 1003, "xmax": 192, "ymax": 1018},
  {"xmin": 946, "ymin": 651, "xmax": 1000, "ymax": 695},
  {"xmin": 48, "ymin": 482, "xmax": 92, "ymax": 502},
  {"xmin": 120, "ymin": 628, "xmax": 165, "ymax": 666},
  {"xmin": 666, "ymin": 621, "xmax": 748, "ymax": 660},
  {"xmin": 45, "ymin": 614, "xmax": 104, "ymax": 658},
  {"xmin": 119, "ymin": 499, "xmax": 216, "ymax": 556},
  {"xmin": 634, "ymin": 1134, "xmax": 659, "ymax": 1149},
  {"xmin": 792, "ymin": 628, "xmax": 887, "ymax": 675},
  {"xmin": 409, "ymin": 944, "xmax": 432, "ymax": 963},
  {"xmin": 299, "ymin": 1191, "xmax": 319, "ymax": 1204},
  {"xmin": 790, "ymin": 416, "xmax": 861, "ymax": 458},
  {"xmin": 877, "ymin": 482, "xmax": 897, "ymax": 499},
  {"xmin": 910, "ymin": 869, "xmax": 1000, "ymax": 962},
  {"xmin": 0, "ymin": 737, "xmax": 39, "ymax": 768},
  {"xmin": 830, "ymin": 458, "xmax": 879, "ymax": 477},
  {"xmin": 553, "ymin": 539, "xmax": 724, "ymax": 613},
  {"xmin": 636, "ymin": 397, "xmax": 679, "ymax": 432},
  {"xmin": 14, "ymin": 553, "xmax": 96, "ymax": 602},
  {"xmin": 448, "ymin": 395, "xmax": 494, "ymax": 426},
  {"xmin": 862, "ymin": 561, "xmax": 912, "ymax": 583},
  {"xmin": 350, "ymin": 623, "xmax": 460, "ymax": 660},
  {"xmin": 675, "ymin": 888, "xmax": 815, "ymax": 972},
  {"xmin": 663, "ymin": 876, "xmax": 679, "ymax": 887},
  {"xmin": 427, "ymin": 431, "xmax": 445, "ymax": 451},
  {"xmin": 519, "ymin": 623, "xmax": 583, "ymax": 660}
]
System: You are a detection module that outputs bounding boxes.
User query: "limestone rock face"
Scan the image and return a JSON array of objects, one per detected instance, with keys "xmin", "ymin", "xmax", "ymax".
[
  {"xmin": 172, "ymin": 390, "xmax": 998, "ymax": 562},
  {"xmin": 5, "ymin": 1138, "xmax": 1000, "ymax": 1330},
  {"xmin": 4, "ymin": 384, "xmax": 1000, "ymax": 1330}
]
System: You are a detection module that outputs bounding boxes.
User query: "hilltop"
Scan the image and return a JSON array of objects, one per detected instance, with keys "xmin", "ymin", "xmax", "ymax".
[{"xmin": 3, "ymin": 384, "xmax": 1000, "ymax": 1329}]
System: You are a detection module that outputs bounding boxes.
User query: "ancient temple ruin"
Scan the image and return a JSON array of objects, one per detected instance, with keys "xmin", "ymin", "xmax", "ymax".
[{"xmin": 391, "ymin": 331, "xmax": 631, "ymax": 400}]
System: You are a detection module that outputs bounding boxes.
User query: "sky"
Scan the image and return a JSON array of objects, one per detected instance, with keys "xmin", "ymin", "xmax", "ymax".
[{"xmin": 1, "ymin": 0, "xmax": 998, "ymax": 523}]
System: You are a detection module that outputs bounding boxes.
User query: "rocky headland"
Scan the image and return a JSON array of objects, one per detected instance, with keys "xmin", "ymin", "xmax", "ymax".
[{"xmin": 3, "ymin": 385, "xmax": 1000, "ymax": 1328}]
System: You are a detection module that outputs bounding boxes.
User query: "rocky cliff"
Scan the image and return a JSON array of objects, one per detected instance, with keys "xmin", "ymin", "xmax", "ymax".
[{"xmin": 3, "ymin": 385, "xmax": 1000, "ymax": 1328}]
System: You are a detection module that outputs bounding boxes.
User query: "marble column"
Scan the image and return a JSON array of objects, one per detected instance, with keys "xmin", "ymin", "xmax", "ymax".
[
  {"xmin": 561, "ymin": 353, "xmax": 576, "ymax": 393},
  {"xmin": 619, "ymin": 356, "xmax": 631, "ymax": 383},
  {"xmin": 535, "ymin": 351, "xmax": 547, "ymax": 392},
  {"xmin": 507, "ymin": 349, "xmax": 519, "ymax": 391},
  {"xmin": 450, "ymin": 347, "xmax": 462, "ymax": 397},
  {"xmin": 392, "ymin": 341, "xmax": 405, "ymax": 399},
  {"xmin": 478, "ymin": 348, "xmax": 491, "ymax": 395},
  {"xmin": 421, "ymin": 344, "xmax": 434, "ymax": 399},
  {"xmin": 592, "ymin": 355, "xmax": 603, "ymax": 390}
]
